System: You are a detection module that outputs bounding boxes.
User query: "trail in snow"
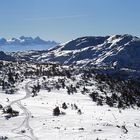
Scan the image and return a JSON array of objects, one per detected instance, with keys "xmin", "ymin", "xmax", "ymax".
[{"xmin": 5, "ymin": 80, "xmax": 38, "ymax": 140}]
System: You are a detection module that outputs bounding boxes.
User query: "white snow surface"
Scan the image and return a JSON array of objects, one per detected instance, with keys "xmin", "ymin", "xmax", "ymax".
[{"xmin": 0, "ymin": 77, "xmax": 140, "ymax": 140}]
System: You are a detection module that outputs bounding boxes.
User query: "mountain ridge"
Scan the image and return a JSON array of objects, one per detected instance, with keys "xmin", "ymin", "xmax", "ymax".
[
  {"xmin": 0, "ymin": 36, "xmax": 58, "ymax": 52},
  {"xmin": 0, "ymin": 36, "xmax": 58, "ymax": 46},
  {"xmin": 12, "ymin": 34, "xmax": 140, "ymax": 70}
]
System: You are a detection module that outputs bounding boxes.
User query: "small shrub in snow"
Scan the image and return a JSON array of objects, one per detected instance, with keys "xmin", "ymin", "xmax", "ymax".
[
  {"xmin": 62, "ymin": 102, "xmax": 68, "ymax": 109},
  {"xmin": 97, "ymin": 98, "xmax": 103, "ymax": 106},
  {"xmin": 106, "ymin": 96, "xmax": 114, "ymax": 107},
  {"xmin": 136, "ymin": 102, "xmax": 140, "ymax": 107},
  {"xmin": 77, "ymin": 109, "xmax": 82, "ymax": 115},
  {"xmin": 5, "ymin": 89, "xmax": 15, "ymax": 94},
  {"xmin": 121, "ymin": 125, "xmax": 128, "ymax": 134},
  {"xmin": 71, "ymin": 104, "xmax": 78, "ymax": 110},
  {"xmin": 0, "ymin": 104, "xmax": 3, "ymax": 109},
  {"xmin": 78, "ymin": 127, "xmax": 84, "ymax": 130},
  {"xmin": 89, "ymin": 92, "xmax": 98, "ymax": 102},
  {"xmin": 61, "ymin": 111, "xmax": 66, "ymax": 115},
  {"xmin": 0, "ymin": 136, "xmax": 8, "ymax": 140},
  {"xmin": 21, "ymin": 130, "xmax": 26, "ymax": 133},
  {"xmin": 3, "ymin": 106, "xmax": 19, "ymax": 117},
  {"xmin": 118, "ymin": 100, "xmax": 124, "ymax": 109},
  {"xmin": 53, "ymin": 107, "xmax": 60, "ymax": 116}
]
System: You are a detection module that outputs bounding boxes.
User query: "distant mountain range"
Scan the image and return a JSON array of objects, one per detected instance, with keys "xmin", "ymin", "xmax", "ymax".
[
  {"xmin": 12, "ymin": 34, "xmax": 140, "ymax": 71},
  {"xmin": 0, "ymin": 36, "xmax": 58, "ymax": 52}
]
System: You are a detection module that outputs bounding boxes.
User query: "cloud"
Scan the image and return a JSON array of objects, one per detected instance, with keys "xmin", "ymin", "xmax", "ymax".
[{"xmin": 24, "ymin": 15, "xmax": 88, "ymax": 21}]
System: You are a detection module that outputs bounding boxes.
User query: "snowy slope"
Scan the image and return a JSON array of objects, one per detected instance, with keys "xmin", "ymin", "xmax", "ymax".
[
  {"xmin": 42, "ymin": 34, "xmax": 140, "ymax": 70},
  {"xmin": 14, "ymin": 34, "xmax": 140, "ymax": 70},
  {"xmin": 0, "ymin": 61, "xmax": 140, "ymax": 140},
  {"xmin": 1, "ymin": 79, "xmax": 140, "ymax": 140}
]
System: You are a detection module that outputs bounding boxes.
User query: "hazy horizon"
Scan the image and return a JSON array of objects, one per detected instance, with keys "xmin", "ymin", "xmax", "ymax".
[{"xmin": 0, "ymin": 0, "xmax": 140, "ymax": 42}]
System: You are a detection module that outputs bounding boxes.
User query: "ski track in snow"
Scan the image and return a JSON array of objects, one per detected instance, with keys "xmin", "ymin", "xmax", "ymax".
[{"xmin": 6, "ymin": 80, "xmax": 38, "ymax": 140}]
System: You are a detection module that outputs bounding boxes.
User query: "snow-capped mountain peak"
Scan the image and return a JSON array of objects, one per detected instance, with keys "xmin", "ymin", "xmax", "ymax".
[
  {"xmin": 3, "ymin": 36, "xmax": 57, "ymax": 45},
  {"xmin": 0, "ymin": 36, "xmax": 58, "ymax": 52}
]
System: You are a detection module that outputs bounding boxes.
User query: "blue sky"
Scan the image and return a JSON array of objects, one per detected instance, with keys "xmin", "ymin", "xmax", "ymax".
[{"xmin": 0, "ymin": 0, "xmax": 140, "ymax": 42}]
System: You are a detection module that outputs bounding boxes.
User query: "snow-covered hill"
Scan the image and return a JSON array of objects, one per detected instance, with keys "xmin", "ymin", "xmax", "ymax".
[
  {"xmin": 0, "ymin": 36, "xmax": 58, "ymax": 52},
  {"xmin": 14, "ymin": 34, "xmax": 140, "ymax": 70}
]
